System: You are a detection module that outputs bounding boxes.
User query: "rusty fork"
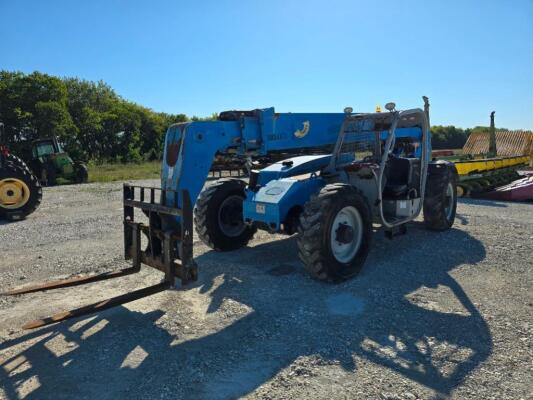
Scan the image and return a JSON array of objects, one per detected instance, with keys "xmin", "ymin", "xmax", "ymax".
[{"xmin": 4, "ymin": 184, "xmax": 197, "ymax": 330}]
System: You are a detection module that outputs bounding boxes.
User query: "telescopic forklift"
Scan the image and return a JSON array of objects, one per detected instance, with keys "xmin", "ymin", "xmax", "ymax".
[{"xmin": 5, "ymin": 97, "xmax": 458, "ymax": 329}]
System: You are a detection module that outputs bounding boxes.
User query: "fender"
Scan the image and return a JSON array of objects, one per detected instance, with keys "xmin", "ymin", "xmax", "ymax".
[{"xmin": 243, "ymin": 155, "xmax": 331, "ymax": 232}]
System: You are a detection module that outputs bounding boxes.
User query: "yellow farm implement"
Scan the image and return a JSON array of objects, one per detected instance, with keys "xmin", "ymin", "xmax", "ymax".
[{"xmin": 447, "ymin": 113, "xmax": 533, "ymax": 197}]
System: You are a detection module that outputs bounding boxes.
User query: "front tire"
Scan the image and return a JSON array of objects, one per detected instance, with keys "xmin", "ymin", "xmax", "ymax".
[
  {"xmin": 423, "ymin": 162, "xmax": 457, "ymax": 231},
  {"xmin": 297, "ymin": 184, "xmax": 373, "ymax": 282},
  {"xmin": 75, "ymin": 163, "xmax": 89, "ymax": 183},
  {"xmin": 194, "ymin": 178, "xmax": 256, "ymax": 251}
]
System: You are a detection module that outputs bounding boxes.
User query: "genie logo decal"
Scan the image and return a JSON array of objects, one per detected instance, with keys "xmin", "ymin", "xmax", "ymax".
[{"xmin": 294, "ymin": 121, "xmax": 310, "ymax": 138}]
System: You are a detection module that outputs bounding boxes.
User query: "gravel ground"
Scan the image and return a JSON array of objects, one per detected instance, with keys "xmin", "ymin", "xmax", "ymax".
[{"xmin": 0, "ymin": 180, "xmax": 532, "ymax": 400}]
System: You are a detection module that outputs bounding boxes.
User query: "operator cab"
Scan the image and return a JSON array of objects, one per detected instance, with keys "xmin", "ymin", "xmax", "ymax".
[
  {"xmin": 327, "ymin": 104, "xmax": 428, "ymax": 226},
  {"xmin": 32, "ymin": 140, "xmax": 57, "ymax": 158},
  {"xmin": 381, "ymin": 111, "xmax": 426, "ymax": 207}
]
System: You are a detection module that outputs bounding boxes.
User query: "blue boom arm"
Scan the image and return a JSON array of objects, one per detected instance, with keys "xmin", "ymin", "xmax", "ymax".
[{"xmin": 160, "ymin": 108, "xmax": 346, "ymax": 210}]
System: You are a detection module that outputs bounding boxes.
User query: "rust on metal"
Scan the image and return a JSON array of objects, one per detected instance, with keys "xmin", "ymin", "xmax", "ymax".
[
  {"xmin": 123, "ymin": 198, "xmax": 182, "ymax": 216},
  {"xmin": 22, "ymin": 282, "xmax": 171, "ymax": 330},
  {"xmin": 3, "ymin": 267, "xmax": 139, "ymax": 296}
]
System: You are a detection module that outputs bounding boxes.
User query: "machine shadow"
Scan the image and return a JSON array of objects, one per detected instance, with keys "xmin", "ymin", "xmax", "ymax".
[
  {"xmin": 0, "ymin": 223, "xmax": 491, "ymax": 399},
  {"xmin": 459, "ymin": 198, "xmax": 508, "ymax": 208}
]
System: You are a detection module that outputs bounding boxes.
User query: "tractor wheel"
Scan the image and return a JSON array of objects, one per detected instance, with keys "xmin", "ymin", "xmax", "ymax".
[
  {"xmin": 456, "ymin": 184, "xmax": 468, "ymax": 198},
  {"xmin": 75, "ymin": 163, "xmax": 89, "ymax": 183},
  {"xmin": 41, "ymin": 162, "xmax": 56, "ymax": 186},
  {"xmin": 297, "ymin": 183, "xmax": 372, "ymax": 282},
  {"xmin": 6, "ymin": 154, "xmax": 30, "ymax": 172},
  {"xmin": 0, "ymin": 164, "xmax": 42, "ymax": 221},
  {"xmin": 423, "ymin": 163, "xmax": 457, "ymax": 231},
  {"xmin": 194, "ymin": 178, "xmax": 257, "ymax": 251}
]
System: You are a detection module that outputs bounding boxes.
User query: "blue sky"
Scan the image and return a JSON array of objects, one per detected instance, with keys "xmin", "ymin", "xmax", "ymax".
[{"xmin": 1, "ymin": 0, "xmax": 532, "ymax": 129}]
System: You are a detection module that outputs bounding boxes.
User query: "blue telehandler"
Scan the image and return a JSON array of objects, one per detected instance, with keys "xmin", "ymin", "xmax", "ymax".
[{"xmin": 8, "ymin": 97, "xmax": 458, "ymax": 329}]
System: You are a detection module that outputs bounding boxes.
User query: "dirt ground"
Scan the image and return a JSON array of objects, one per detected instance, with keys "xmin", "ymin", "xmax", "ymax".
[{"xmin": 0, "ymin": 180, "xmax": 532, "ymax": 400}]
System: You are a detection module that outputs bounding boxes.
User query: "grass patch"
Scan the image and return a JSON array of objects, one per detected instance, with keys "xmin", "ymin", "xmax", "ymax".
[{"xmin": 88, "ymin": 161, "xmax": 161, "ymax": 183}]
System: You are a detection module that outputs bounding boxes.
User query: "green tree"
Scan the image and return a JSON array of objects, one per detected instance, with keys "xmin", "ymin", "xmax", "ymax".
[
  {"xmin": 431, "ymin": 125, "xmax": 470, "ymax": 149},
  {"xmin": 0, "ymin": 71, "xmax": 77, "ymax": 158}
]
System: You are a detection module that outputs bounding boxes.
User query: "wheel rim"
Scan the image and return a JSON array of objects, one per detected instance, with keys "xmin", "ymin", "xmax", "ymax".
[
  {"xmin": 0, "ymin": 178, "xmax": 30, "ymax": 209},
  {"xmin": 330, "ymin": 206, "xmax": 363, "ymax": 264},
  {"xmin": 218, "ymin": 195, "xmax": 246, "ymax": 237},
  {"xmin": 444, "ymin": 182, "xmax": 455, "ymax": 221}
]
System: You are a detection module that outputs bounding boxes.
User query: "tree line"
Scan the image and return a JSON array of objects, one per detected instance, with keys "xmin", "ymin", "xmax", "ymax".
[
  {"xmin": 0, "ymin": 70, "xmax": 187, "ymax": 162},
  {"xmin": 0, "ymin": 70, "xmax": 493, "ymax": 162},
  {"xmin": 431, "ymin": 125, "xmax": 494, "ymax": 150}
]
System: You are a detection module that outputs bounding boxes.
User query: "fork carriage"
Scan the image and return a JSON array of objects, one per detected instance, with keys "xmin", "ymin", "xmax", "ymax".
[
  {"xmin": 123, "ymin": 184, "xmax": 197, "ymax": 285},
  {"xmin": 3, "ymin": 184, "xmax": 197, "ymax": 330}
]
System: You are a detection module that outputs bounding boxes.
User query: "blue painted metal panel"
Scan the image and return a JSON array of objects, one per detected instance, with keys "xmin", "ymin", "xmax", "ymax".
[
  {"xmin": 243, "ymin": 154, "xmax": 331, "ymax": 230},
  {"xmin": 256, "ymin": 154, "xmax": 331, "ymax": 186},
  {"xmin": 242, "ymin": 117, "xmax": 261, "ymax": 151},
  {"xmin": 262, "ymin": 113, "xmax": 344, "ymax": 153},
  {"xmin": 243, "ymin": 176, "xmax": 325, "ymax": 231},
  {"xmin": 161, "ymin": 120, "xmax": 241, "ymax": 210}
]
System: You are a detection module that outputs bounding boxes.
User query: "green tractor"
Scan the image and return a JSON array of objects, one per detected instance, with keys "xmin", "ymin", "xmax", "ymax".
[{"xmin": 30, "ymin": 136, "xmax": 88, "ymax": 186}]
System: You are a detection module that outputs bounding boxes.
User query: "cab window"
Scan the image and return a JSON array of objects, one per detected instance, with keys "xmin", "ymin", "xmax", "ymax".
[{"xmin": 34, "ymin": 142, "xmax": 55, "ymax": 157}]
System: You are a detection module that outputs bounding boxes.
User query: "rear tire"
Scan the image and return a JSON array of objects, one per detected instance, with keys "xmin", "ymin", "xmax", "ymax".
[
  {"xmin": 75, "ymin": 163, "xmax": 89, "ymax": 183},
  {"xmin": 0, "ymin": 164, "xmax": 42, "ymax": 221},
  {"xmin": 423, "ymin": 162, "xmax": 457, "ymax": 231},
  {"xmin": 41, "ymin": 162, "xmax": 57, "ymax": 186},
  {"xmin": 6, "ymin": 154, "xmax": 30, "ymax": 172},
  {"xmin": 297, "ymin": 184, "xmax": 373, "ymax": 282},
  {"xmin": 194, "ymin": 178, "xmax": 256, "ymax": 251}
]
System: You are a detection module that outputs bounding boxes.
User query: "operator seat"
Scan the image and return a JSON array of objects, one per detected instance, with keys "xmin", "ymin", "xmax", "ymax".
[{"xmin": 383, "ymin": 157, "xmax": 411, "ymax": 198}]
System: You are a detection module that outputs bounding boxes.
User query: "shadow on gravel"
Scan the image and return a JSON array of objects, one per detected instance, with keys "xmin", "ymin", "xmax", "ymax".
[
  {"xmin": 455, "ymin": 213, "xmax": 469, "ymax": 225},
  {"xmin": 0, "ymin": 223, "xmax": 491, "ymax": 399},
  {"xmin": 459, "ymin": 198, "xmax": 508, "ymax": 208}
]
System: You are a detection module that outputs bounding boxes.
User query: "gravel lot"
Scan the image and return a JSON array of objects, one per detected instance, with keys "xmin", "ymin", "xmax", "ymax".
[{"xmin": 0, "ymin": 180, "xmax": 532, "ymax": 400}]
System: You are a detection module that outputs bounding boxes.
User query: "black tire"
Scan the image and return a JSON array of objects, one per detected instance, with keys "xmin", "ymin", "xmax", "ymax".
[
  {"xmin": 6, "ymin": 154, "xmax": 30, "ymax": 172},
  {"xmin": 0, "ymin": 163, "xmax": 42, "ymax": 221},
  {"xmin": 75, "ymin": 163, "xmax": 89, "ymax": 183},
  {"xmin": 41, "ymin": 162, "xmax": 57, "ymax": 186},
  {"xmin": 194, "ymin": 178, "xmax": 257, "ymax": 251},
  {"xmin": 297, "ymin": 183, "xmax": 373, "ymax": 282},
  {"xmin": 423, "ymin": 162, "xmax": 457, "ymax": 231}
]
